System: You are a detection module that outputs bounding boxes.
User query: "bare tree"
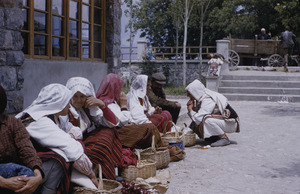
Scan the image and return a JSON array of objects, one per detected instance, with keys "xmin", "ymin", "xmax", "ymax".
[
  {"xmin": 182, "ymin": 0, "xmax": 196, "ymax": 86},
  {"xmin": 197, "ymin": 0, "xmax": 212, "ymax": 81},
  {"xmin": 124, "ymin": 0, "xmax": 137, "ymax": 67},
  {"xmin": 170, "ymin": 0, "xmax": 183, "ymax": 85}
]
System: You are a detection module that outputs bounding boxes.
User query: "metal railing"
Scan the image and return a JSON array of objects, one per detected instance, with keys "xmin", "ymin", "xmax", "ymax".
[{"xmin": 121, "ymin": 46, "xmax": 216, "ymax": 61}]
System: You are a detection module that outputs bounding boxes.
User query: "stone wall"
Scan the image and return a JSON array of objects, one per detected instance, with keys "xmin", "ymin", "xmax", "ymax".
[
  {"xmin": 0, "ymin": 0, "xmax": 24, "ymax": 114},
  {"xmin": 120, "ymin": 61, "xmax": 209, "ymax": 87}
]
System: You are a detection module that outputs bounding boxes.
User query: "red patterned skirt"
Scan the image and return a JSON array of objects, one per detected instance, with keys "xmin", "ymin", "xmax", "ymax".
[
  {"xmin": 146, "ymin": 110, "xmax": 173, "ymax": 133},
  {"xmin": 83, "ymin": 128, "xmax": 122, "ymax": 180}
]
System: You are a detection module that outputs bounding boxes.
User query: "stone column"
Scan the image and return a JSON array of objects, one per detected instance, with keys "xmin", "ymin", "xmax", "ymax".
[
  {"xmin": 216, "ymin": 39, "xmax": 230, "ymax": 74},
  {"xmin": 137, "ymin": 41, "xmax": 147, "ymax": 61},
  {"xmin": 0, "ymin": 0, "xmax": 24, "ymax": 114},
  {"xmin": 106, "ymin": 0, "xmax": 122, "ymax": 74}
]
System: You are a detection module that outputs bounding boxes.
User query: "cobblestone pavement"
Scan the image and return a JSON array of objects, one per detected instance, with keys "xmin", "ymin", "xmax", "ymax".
[{"xmin": 164, "ymin": 96, "xmax": 300, "ymax": 194}]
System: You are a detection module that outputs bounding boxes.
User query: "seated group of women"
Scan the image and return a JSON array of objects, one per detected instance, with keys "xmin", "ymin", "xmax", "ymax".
[{"xmin": 0, "ymin": 73, "xmax": 173, "ymax": 193}]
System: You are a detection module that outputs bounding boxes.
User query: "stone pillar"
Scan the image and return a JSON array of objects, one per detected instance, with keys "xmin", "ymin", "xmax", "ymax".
[
  {"xmin": 0, "ymin": 0, "xmax": 24, "ymax": 114},
  {"xmin": 106, "ymin": 0, "xmax": 122, "ymax": 74},
  {"xmin": 137, "ymin": 41, "xmax": 147, "ymax": 61},
  {"xmin": 216, "ymin": 39, "xmax": 230, "ymax": 74}
]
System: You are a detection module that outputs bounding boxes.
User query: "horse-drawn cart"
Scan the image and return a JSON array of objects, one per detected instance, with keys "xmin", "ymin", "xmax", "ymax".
[{"xmin": 227, "ymin": 37, "xmax": 286, "ymax": 67}]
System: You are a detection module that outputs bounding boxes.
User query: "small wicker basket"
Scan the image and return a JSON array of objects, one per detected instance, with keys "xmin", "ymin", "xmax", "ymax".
[
  {"xmin": 73, "ymin": 165, "xmax": 122, "ymax": 194},
  {"xmin": 182, "ymin": 123, "xmax": 196, "ymax": 147},
  {"xmin": 140, "ymin": 136, "xmax": 170, "ymax": 169},
  {"xmin": 119, "ymin": 149, "xmax": 156, "ymax": 182},
  {"xmin": 161, "ymin": 121, "xmax": 185, "ymax": 147}
]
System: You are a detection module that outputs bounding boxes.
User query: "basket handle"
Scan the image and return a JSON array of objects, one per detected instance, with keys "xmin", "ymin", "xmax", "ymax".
[
  {"xmin": 163, "ymin": 120, "xmax": 177, "ymax": 135},
  {"xmin": 136, "ymin": 149, "xmax": 141, "ymax": 166},
  {"xmin": 151, "ymin": 135, "xmax": 156, "ymax": 153},
  {"xmin": 97, "ymin": 164, "xmax": 104, "ymax": 190}
]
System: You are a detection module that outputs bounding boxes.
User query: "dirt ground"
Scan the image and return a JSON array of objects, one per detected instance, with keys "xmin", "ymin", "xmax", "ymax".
[{"xmin": 164, "ymin": 97, "xmax": 300, "ymax": 194}]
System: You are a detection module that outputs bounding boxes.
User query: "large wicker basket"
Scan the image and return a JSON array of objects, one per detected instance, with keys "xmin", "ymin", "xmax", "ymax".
[
  {"xmin": 140, "ymin": 136, "xmax": 170, "ymax": 169},
  {"xmin": 161, "ymin": 121, "xmax": 185, "ymax": 147},
  {"xmin": 119, "ymin": 149, "xmax": 156, "ymax": 182},
  {"xmin": 182, "ymin": 123, "xmax": 196, "ymax": 147},
  {"xmin": 73, "ymin": 165, "xmax": 122, "ymax": 194}
]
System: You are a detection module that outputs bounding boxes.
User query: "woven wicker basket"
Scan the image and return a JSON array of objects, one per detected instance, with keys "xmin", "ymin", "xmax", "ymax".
[
  {"xmin": 161, "ymin": 121, "xmax": 184, "ymax": 147},
  {"xmin": 182, "ymin": 123, "xmax": 196, "ymax": 147},
  {"xmin": 73, "ymin": 165, "xmax": 122, "ymax": 194},
  {"xmin": 119, "ymin": 149, "xmax": 156, "ymax": 182},
  {"xmin": 140, "ymin": 136, "xmax": 170, "ymax": 169}
]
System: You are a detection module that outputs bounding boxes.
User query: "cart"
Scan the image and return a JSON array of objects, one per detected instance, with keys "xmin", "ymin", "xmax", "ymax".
[{"xmin": 227, "ymin": 37, "xmax": 286, "ymax": 67}]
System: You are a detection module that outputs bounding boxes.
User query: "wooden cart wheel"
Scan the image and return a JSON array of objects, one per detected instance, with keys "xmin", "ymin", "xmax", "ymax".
[
  {"xmin": 229, "ymin": 50, "xmax": 240, "ymax": 66},
  {"xmin": 268, "ymin": 54, "xmax": 284, "ymax": 67}
]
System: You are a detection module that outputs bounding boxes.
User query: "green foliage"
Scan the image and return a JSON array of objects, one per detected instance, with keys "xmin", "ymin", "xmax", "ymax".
[
  {"xmin": 274, "ymin": 0, "xmax": 300, "ymax": 41},
  {"xmin": 134, "ymin": 0, "xmax": 177, "ymax": 47},
  {"xmin": 130, "ymin": 0, "xmax": 299, "ymax": 48}
]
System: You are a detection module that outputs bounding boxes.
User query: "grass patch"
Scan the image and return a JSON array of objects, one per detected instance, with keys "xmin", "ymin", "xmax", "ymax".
[
  {"xmin": 164, "ymin": 85, "xmax": 186, "ymax": 96},
  {"xmin": 122, "ymin": 85, "xmax": 186, "ymax": 96}
]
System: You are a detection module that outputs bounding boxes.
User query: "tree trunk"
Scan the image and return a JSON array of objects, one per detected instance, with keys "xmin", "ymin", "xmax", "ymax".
[{"xmin": 183, "ymin": 0, "xmax": 188, "ymax": 87}]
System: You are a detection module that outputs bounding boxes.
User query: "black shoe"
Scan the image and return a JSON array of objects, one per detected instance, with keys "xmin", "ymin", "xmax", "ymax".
[{"xmin": 204, "ymin": 136, "xmax": 220, "ymax": 143}]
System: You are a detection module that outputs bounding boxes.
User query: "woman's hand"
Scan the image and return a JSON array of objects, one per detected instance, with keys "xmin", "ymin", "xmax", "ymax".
[
  {"xmin": 187, "ymin": 100, "xmax": 194, "ymax": 113},
  {"xmin": 85, "ymin": 96, "xmax": 106, "ymax": 109},
  {"xmin": 153, "ymin": 106, "xmax": 162, "ymax": 114},
  {"xmin": 14, "ymin": 169, "xmax": 42, "ymax": 194},
  {"xmin": 119, "ymin": 92, "xmax": 127, "ymax": 109},
  {"xmin": 0, "ymin": 176, "xmax": 26, "ymax": 191}
]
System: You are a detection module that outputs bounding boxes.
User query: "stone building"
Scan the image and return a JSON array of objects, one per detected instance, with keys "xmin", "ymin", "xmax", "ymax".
[{"xmin": 0, "ymin": 0, "xmax": 122, "ymax": 114}]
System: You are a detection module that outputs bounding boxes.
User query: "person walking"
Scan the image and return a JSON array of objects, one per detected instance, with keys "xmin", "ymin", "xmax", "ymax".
[{"xmin": 281, "ymin": 26, "xmax": 296, "ymax": 70}]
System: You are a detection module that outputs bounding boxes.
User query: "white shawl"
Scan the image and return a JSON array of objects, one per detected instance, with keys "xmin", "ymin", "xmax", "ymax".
[
  {"xmin": 66, "ymin": 77, "xmax": 102, "ymax": 117},
  {"xmin": 16, "ymin": 84, "xmax": 83, "ymax": 162},
  {"xmin": 126, "ymin": 75, "xmax": 153, "ymax": 124},
  {"xmin": 185, "ymin": 79, "xmax": 228, "ymax": 116},
  {"xmin": 65, "ymin": 77, "xmax": 115, "ymax": 130}
]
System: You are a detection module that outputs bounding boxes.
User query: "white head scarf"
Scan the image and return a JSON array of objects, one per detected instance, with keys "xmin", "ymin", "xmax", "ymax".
[
  {"xmin": 186, "ymin": 79, "xmax": 228, "ymax": 115},
  {"xmin": 128, "ymin": 75, "xmax": 148, "ymax": 98},
  {"xmin": 66, "ymin": 77, "xmax": 101, "ymax": 116},
  {"xmin": 16, "ymin": 83, "xmax": 72, "ymax": 120}
]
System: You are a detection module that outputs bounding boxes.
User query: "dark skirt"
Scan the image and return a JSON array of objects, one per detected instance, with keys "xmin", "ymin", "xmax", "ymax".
[{"xmin": 117, "ymin": 123, "xmax": 162, "ymax": 149}]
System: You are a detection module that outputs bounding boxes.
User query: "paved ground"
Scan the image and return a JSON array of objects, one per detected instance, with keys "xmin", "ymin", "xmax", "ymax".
[{"xmin": 163, "ymin": 96, "xmax": 300, "ymax": 194}]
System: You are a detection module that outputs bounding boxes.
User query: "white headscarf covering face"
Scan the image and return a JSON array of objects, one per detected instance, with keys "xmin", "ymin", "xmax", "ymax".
[
  {"xmin": 66, "ymin": 77, "xmax": 101, "ymax": 116},
  {"xmin": 129, "ymin": 75, "xmax": 148, "ymax": 98},
  {"xmin": 17, "ymin": 84, "xmax": 72, "ymax": 120},
  {"xmin": 185, "ymin": 79, "xmax": 206, "ymax": 101},
  {"xmin": 186, "ymin": 79, "xmax": 228, "ymax": 115}
]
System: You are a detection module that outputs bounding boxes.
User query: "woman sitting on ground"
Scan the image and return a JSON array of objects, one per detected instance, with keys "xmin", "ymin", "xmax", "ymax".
[
  {"xmin": 126, "ymin": 75, "xmax": 173, "ymax": 133},
  {"xmin": 61, "ymin": 77, "xmax": 122, "ymax": 180},
  {"xmin": 96, "ymin": 73, "xmax": 162, "ymax": 149},
  {"xmin": 16, "ymin": 84, "xmax": 98, "ymax": 193},
  {"xmin": 186, "ymin": 79, "xmax": 240, "ymax": 147},
  {"xmin": 0, "ymin": 85, "xmax": 43, "ymax": 194}
]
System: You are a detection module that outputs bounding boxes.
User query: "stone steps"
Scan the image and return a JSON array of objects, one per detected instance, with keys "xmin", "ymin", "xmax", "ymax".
[{"xmin": 218, "ymin": 73, "xmax": 300, "ymax": 102}]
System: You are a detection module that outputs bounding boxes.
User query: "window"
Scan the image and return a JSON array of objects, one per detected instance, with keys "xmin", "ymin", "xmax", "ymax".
[{"xmin": 21, "ymin": 0, "xmax": 105, "ymax": 61}]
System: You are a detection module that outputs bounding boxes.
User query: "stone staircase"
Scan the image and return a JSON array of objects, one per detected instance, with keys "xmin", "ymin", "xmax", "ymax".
[{"xmin": 218, "ymin": 71, "xmax": 300, "ymax": 102}]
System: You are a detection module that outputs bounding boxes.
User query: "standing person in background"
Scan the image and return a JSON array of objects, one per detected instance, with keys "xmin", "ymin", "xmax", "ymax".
[
  {"xmin": 207, "ymin": 54, "xmax": 224, "ymax": 76},
  {"xmin": 281, "ymin": 26, "xmax": 296, "ymax": 70},
  {"xmin": 0, "ymin": 85, "xmax": 43, "ymax": 194},
  {"xmin": 257, "ymin": 28, "xmax": 271, "ymax": 40},
  {"xmin": 147, "ymin": 72, "xmax": 181, "ymax": 124}
]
